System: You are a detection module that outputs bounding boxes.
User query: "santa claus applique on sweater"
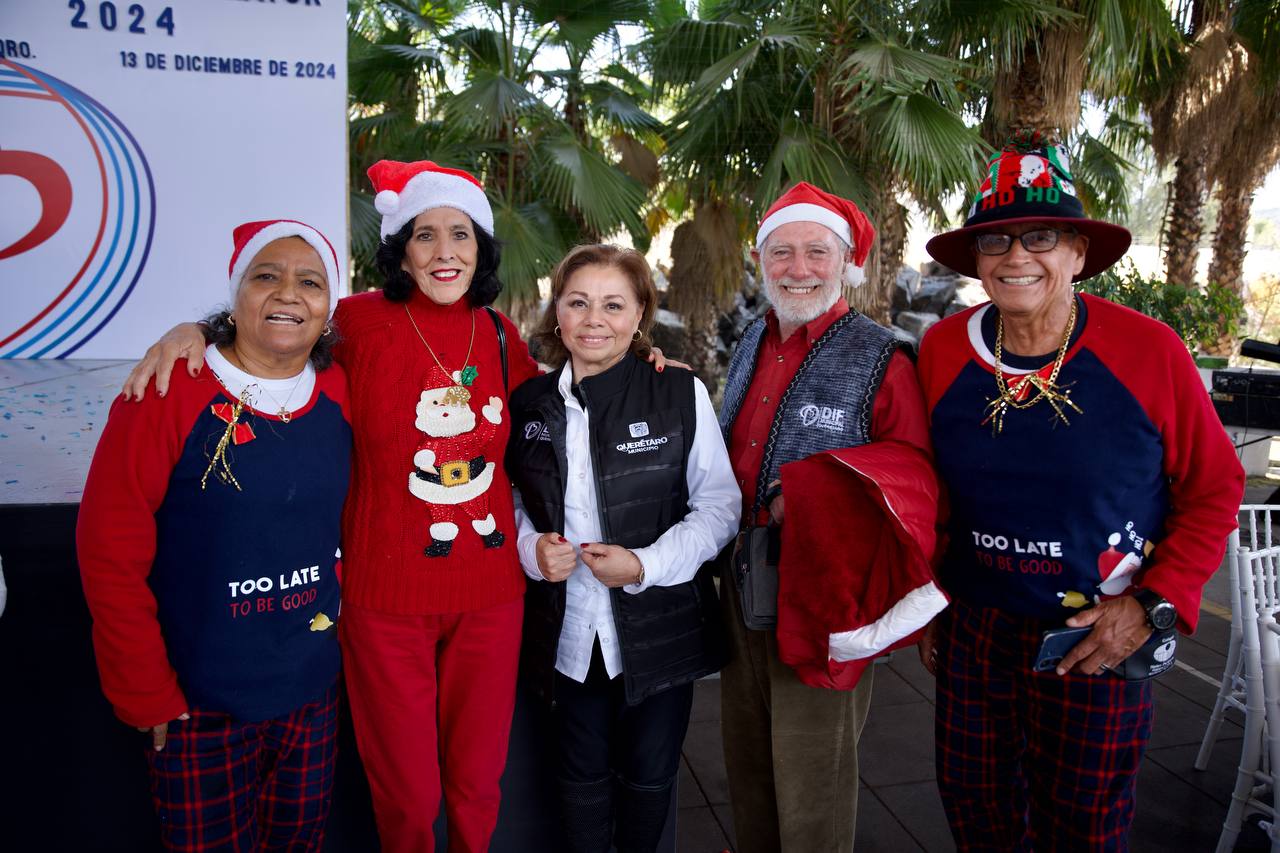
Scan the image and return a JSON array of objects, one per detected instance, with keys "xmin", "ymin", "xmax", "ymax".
[{"xmin": 408, "ymin": 372, "xmax": 506, "ymax": 556}]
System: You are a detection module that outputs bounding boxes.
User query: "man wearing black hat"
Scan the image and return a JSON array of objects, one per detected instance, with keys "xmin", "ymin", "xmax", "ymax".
[{"xmin": 917, "ymin": 139, "xmax": 1243, "ymax": 850}]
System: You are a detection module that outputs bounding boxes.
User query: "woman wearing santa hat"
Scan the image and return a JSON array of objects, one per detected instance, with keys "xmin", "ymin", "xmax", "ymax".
[
  {"xmin": 121, "ymin": 161, "xmax": 676, "ymax": 851},
  {"xmin": 79, "ymin": 219, "xmax": 351, "ymax": 851}
]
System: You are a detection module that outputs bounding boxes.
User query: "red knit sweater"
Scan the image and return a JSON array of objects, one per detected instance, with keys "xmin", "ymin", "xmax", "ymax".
[{"xmin": 333, "ymin": 288, "xmax": 540, "ymax": 614}]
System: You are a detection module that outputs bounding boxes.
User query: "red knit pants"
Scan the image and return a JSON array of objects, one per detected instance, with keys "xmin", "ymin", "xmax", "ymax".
[{"xmin": 340, "ymin": 597, "xmax": 523, "ymax": 853}]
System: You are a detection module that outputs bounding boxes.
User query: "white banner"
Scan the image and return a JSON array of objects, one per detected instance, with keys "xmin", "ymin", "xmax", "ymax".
[{"xmin": 0, "ymin": 0, "xmax": 348, "ymax": 359}]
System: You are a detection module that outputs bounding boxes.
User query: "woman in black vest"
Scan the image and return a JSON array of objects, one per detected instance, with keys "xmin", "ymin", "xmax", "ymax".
[{"xmin": 506, "ymin": 244, "xmax": 740, "ymax": 853}]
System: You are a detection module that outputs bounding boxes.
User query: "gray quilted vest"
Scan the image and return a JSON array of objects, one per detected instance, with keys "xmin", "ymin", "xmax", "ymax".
[{"xmin": 720, "ymin": 310, "xmax": 901, "ymax": 512}]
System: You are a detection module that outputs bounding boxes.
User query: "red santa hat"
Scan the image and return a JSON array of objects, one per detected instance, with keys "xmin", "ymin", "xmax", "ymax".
[
  {"xmin": 367, "ymin": 159, "xmax": 494, "ymax": 239},
  {"xmin": 227, "ymin": 219, "xmax": 342, "ymax": 317},
  {"xmin": 756, "ymin": 182, "xmax": 876, "ymax": 287}
]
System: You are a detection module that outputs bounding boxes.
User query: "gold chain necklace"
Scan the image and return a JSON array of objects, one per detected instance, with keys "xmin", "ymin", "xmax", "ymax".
[
  {"xmin": 404, "ymin": 304, "xmax": 479, "ymax": 391},
  {"xmin": 983, "ymin": 297, "xmax": 1083, "ymax": 434}
]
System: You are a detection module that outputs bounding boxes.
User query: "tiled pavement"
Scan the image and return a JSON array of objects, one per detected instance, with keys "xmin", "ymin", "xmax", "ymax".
[{"xmin": 673, "ymin": 503, "xmax": 1268, "ymax": 852}]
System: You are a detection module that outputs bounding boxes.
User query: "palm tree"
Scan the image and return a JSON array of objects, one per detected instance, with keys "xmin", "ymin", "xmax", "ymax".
[
  {"xmin": 1140, "ymin": 0, "xmax": 1279, "ymax": 349},
  {"xmin": 645, "ymin": 0, "xmax": 986, "ymax": 382},
  {"xmin": 1147, "ymin": 0, "xmax": 1242, "ymax": 288},
  {"xmin": 348, "ymin": 0, "xmax": 462, "ymax": 290},
  {"xmin": 927, "ymin": 0, "xmax": 1178, "ymax": 144},
  {"xmin": 1204, "ymin": 0, "xmax": 1280, "ymax": 307},
  {"xmin": 346, "ymin": 0, "xmax": 662, "ymax": 310}
]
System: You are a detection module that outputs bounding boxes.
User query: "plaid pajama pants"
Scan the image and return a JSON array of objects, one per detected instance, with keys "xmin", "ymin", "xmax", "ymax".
[
  {"xmin": 146, "ymin": 682, "xmax": 340, "ymax": 852},
  {"xmin": 935, "ymin": 600, "xmax": 1154, "ymax": 852}
]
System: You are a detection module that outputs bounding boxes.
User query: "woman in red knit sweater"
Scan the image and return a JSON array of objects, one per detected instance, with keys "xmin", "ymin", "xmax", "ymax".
[{"xmin": 123, "ymin": 161, "xmax": 673, "ymax": 852}]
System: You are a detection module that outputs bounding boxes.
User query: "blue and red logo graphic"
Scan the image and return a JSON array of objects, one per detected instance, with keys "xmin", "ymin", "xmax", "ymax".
[{"xmin": 0, "ymin": 59, "xmax": 155, "ymax": 358}]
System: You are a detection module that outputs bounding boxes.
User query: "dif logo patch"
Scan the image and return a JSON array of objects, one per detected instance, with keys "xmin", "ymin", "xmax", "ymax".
[{"xmin": 0, "ymin": 59, "xmax": 155, "ymax": 358}]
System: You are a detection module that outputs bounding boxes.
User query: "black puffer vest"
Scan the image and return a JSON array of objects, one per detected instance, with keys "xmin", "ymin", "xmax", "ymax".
[{"xmin": 506, "ymin": 354, "xmax": 727, "ymax": 706}]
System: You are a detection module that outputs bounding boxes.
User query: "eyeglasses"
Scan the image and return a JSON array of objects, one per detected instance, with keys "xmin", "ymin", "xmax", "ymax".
[{"xmin": 974, "ymin": 228, "xmax": 1075, "ymax": 256}]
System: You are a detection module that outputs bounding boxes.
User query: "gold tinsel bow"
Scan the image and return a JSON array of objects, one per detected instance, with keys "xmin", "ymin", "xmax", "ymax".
[{"xmin": 201, "ymin": 389, "xmax": 255, "ymax": 490}]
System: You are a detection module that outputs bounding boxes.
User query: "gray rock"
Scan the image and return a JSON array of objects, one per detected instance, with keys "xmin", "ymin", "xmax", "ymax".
[
  {"xmin": 655, "ymin": 308, "xmax": 685, "ymax": 329},
  {"xmin": 650, "ymin": 309, "xmax": 690, "ymax": 361},
  {"xmin": 890, "ymin": 324, "xmax": 919, "ymax": 345},
  {"xmin": 893, "ymin": 267, "xmax": 920, "ymax": 316},
  {"xmin": 920, "ymin": 260, "xmax": 959, "ymax": 277},
  {"xmin": 896, "ymin": 311, "xmax": 941, "ymax": 340},
  {"xmin": 911, "ymin": 276, "xmax": 958, "ymax": 315}
]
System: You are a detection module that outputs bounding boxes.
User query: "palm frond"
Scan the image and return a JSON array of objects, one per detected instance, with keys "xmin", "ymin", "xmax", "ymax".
[
  {"xmin": 860, "ymin": 90, "xmax": 989, "ymax": 201},
  {"xmin": 536, "ymin": 134, "xmax": 649, "ymax": 239},
  {"xmin": 376, "ymin": 43, "xmax": 445, "ymax": 67},
  {"xmin": 443, "ymin": 70, "xmax": 545, "ymax": 135},
  {"xmin": 931, "ymin": 0, "xmax": 1080, "ymax": 69},
  {"xmin": 443, "ymin": 26, "xmax": 508, "ymax": 69},
  {"xmin": 1236, "ymin": 0, "xmax": 1280, "ymax": 86},
  {"xmin": 1071, "ymin": 132, "xmax": 1136, "ymax": 220},
  {"xmin": 648, "ymin": 17, "xmax": 753, "ymax": 92},
  {"xmin": 585, "ymin": 82, "xmax": 665, "ymax": 133},
  {"xmin": 492, "ymin": 200, "xmax": 567, "ymax": 303},
  {"xmin": 755, "ymin": 119, "xmax": 870, "ymax": 213},
  {"xmin": 523, "ymin": 0, "xmax": 650, "ymax": 48},
  {"xmin": 839, "ymin": 38, "xmax": 968, "ymax": 90}
]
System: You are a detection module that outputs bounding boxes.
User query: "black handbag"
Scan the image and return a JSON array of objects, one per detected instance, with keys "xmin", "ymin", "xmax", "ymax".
[{"xmin": 732, "ymin": 525, "xmax": 780, "ymax": 631}]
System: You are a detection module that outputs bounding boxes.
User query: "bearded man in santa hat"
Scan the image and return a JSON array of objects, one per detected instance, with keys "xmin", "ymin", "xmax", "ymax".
[{"xmin": 717, "ymin": 182, "xmax": 946, "ymax": 853}]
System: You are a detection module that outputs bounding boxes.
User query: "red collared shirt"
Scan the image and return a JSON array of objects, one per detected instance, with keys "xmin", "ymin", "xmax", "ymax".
[{"xmin": 729, "ymin": 299, "xmax": 932, "ymax": 524}]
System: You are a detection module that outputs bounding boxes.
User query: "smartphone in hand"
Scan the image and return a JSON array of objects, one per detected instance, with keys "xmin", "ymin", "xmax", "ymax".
[{"xmin": 1032, "ymin": 626, "xmax": 1093, "ymax": 673}]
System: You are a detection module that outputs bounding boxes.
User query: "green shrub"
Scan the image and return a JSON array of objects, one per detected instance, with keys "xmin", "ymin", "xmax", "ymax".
[{"xmin": 1078, "ymin": 260, "xmax": 1243, "ymax": 351}]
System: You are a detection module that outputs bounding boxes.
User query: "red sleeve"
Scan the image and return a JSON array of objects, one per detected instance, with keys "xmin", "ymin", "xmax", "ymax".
[
  {"xmin": 916, "ymin": 308, "xmax": 978, "ymax": 414},
  {"xmin": 76, "ymin": 380, "xmax": 206, "ymax": 727},
  {"xmin": 871, "ymin": 350, "xmax": 933, "ymax": 458},
  {"xmin": 1139, "ymin": 332, "xmax": 1242, "ymax": 632},
  {"xmin": 1089, "ymin": 299, "xmax": 1244, "ymax": 632},
  {"xmin": 316, "ymin": 362, "xmax": 353, "ymax": 426},
  {"xmin": 499, "ymin": 310, "xmax": 542, "ymax": 391}
]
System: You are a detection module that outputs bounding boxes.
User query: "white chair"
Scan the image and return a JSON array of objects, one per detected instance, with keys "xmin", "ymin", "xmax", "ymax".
[
  {"xmin": 1215, "ymin": 540, "xmax": 1280, "ymax": 853},
  {"xmin": 1197, "ymin": 525, "xmax": 1247, "ymax": 770},
  {"xmin": 1259, "ymin": 550, "xmax": 1280, "ymax": 853},
  {"xmin": 1198, "ymin": 506, "xmax": 1280, "ymax": 771}
]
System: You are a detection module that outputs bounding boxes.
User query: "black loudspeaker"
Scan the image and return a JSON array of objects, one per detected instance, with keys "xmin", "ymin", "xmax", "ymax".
[{"xmin": 1212, "ymin": 367, "xmax": 1280, "ymax": 431}]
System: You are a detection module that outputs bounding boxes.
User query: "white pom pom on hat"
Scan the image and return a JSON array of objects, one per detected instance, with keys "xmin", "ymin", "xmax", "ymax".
[
  {"xmin": 227, "ymin": 219, "xmax": 342, "ymax": 317},
  {"xmin": 366, "ymin": 160, "xmax": 494, "ymax": 239},
  {"xmin": 374, "ymin": 190, "xmax": 401, "ymax": 216}
]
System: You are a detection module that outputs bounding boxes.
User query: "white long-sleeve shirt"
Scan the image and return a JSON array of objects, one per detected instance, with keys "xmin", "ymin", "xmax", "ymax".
[{"xmin": 514, "ymin": 363, "xmax": 741, "ymax": 683}]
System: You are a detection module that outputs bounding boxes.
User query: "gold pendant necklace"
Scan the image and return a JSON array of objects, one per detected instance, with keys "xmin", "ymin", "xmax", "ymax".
[
  {"xmin": 251, "ymin": 371, "xmax": 307, "ymax": 423},
  {"xmin": 405, "ymin": 304, "xmax": 479, "ymax": 391},
  {"xmin": 983, "ymin": 297, "xmax": 1084, "ymax": 435}
]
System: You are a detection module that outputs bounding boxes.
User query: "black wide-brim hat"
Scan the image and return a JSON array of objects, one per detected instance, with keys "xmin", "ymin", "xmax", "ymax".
[{"xmin": 926, "ymin": 142, "xmax": 1132, "ymax": 282}]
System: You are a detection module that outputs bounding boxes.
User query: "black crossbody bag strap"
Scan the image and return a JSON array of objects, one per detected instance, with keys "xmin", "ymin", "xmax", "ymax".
[{"xmin": 484, "ymin": 306, "xmax": 508, "ymax": 395}]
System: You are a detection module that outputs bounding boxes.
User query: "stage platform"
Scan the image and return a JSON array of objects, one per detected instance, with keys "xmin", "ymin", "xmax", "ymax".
[{"xmin": 0, "ymin": 358, "xmax": 132, "ymax": 505}]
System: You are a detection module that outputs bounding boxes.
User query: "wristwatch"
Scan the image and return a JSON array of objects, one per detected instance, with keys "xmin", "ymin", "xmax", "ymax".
[{"xmin": 1132, "ymin": 587, "xmax": 1178, "ymax": 631}]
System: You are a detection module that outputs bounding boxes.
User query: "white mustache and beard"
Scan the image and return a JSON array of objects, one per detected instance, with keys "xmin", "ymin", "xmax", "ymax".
[{"xmin": 762, "ymin": 272, "xmax": 842, "ymax": 329}]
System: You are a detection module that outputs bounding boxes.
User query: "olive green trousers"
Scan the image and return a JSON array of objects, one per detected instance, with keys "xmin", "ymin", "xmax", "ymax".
[{"xmin": 720, "ymin": 569, "xmax": 874, "ymax": 853}]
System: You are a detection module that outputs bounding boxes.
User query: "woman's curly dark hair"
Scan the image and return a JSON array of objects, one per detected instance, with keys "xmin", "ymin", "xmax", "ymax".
[
  {"xmin": 374, "ymin": 215, "xmax": 503, "ymax": 306},
  {"xmin": 200, "ymin": 310, "xmax": 338, "ymax": 371}
]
